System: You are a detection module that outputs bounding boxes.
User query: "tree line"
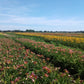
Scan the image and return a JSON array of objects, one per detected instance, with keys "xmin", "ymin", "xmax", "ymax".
[{"xmin": 0, "ymin": 29, "xmax": 84, "ymax": 33}]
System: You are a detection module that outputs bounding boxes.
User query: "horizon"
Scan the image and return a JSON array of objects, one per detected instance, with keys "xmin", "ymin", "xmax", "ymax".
[
  {"xmin": 0, "ymin": 29, "xmax": 84, "ymax": 32},
  {"xmin": 0, "ymin": 0, "xmax": 84, "ymax": 31}
]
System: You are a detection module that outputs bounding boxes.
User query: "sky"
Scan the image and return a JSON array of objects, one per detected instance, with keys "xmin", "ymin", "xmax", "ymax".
[{"xmin": 0, "ymin": 0, "xmax": 84, "ymax": 31}]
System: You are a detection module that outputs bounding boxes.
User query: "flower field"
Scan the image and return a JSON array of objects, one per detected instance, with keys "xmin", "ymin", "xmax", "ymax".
[
  {"xmin": 16, "ymin": 38, "xmax": 84, "ymax": 79},
  {"xmin": 15, "ymin": 32, "xmax": 84, "ymax": 43},
  {"xmin": 0, "ymin": 33, "xmax": 3, "ymax": 35},
  {"xmin": 0, "ymin": 33, "xmax": 84, "ymax": 84},
  {"xmin": 0, "ymin": 33, "xmax": 5, "ymax": 38},
  {"xmin": 15, "ymin": 32, "xmax": 84, "ymax": 49}
]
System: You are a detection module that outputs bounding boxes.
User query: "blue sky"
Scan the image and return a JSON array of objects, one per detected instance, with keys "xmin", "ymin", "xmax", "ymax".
[{"xmin": 0, "ymin": 0, "xmax": 84, "ymax": 31}]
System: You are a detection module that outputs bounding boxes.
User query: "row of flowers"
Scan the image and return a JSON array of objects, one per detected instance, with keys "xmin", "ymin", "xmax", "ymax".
[
  {"xmin": 15, "ymin": 32, "xmax": 84, "ymax": 37},
  {"xmin": 15, "ymin": 32, "xmax": 84, "ymax": 49},
  {"xmin": 16, "ymin": 38, "xmax": 84, "ymax": 80},
  {"xmin": 15, "ymin": 32, "xmax": 84, "ymax": 43},
  {"xmin": 0, "ymin": 38, "xmax": 83, "ymax": 84}
]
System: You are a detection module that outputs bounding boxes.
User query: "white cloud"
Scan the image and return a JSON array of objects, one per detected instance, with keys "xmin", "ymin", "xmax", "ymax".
[
  {"xmin": 0, "ymin": 13, "xmax": 84, "ymax": 31},
  {"xmin": 0, "ymin": 0, "xmax": 84, "ymax": 31},
  {"xmin": 0, "ymin": 14, "xmax": 84, "ymax": 25}
]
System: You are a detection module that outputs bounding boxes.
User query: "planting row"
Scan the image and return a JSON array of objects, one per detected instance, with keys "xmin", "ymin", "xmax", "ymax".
[
  {"xmin": 15, "ymin": 32, "xmax": 84, "ymax": 50},
  {"xmin": 0, "ymin": 33, "xmax": 6, "ymax": 38},
  {"xmin": 0, "ymin": 38, "xmax": 82, "ymax": 84},
  {"xmin": 16, "ymin": 38, "xmax": 84, "ymax": 80}
]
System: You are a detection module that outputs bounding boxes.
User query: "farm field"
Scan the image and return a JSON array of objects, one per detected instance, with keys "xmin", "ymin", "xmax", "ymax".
[
  {"xmin": 15, "ymin": 32, "xmax": 84, "ymax": 50},
  {"xmin": 0, "ymin": 32, "xmax": 84, "ymax": 84}
]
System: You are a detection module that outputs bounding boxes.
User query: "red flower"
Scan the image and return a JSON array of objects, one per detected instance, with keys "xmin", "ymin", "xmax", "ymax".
[
  {"xmin": 44, "ymin": 74, "xmax": 49, "ymax": 77},
  {"xmin": 19, "ymin": 48, "xmax": 21, "ymax": 50},
  {"xmin": 69, "ymin": 49, "xmax": 73, "ymax": 54},
  {"xmin": 24, "ymin": 61, "xmax": 28, "ymax": 64},
  {"xmin": 29, "ymin": 72, "xmax": 38, "ymax": 79},
  {"xmin": 11, "ymin": 81, "xmax": 14, "ymax": 84},
  {"xmin": 33, "ymin": 61, "xmax": 37, "ymax": 65},
  {"xmin": 14, "ymin": 77, "xmax": 20, "ymax": 82},
  {"xmin": 43, "ymin": 66, "xmax": 51, "ymax": 73},
  {"xmin": 46, "ymin": 58, "xmax": 50, "ymax": 61}
]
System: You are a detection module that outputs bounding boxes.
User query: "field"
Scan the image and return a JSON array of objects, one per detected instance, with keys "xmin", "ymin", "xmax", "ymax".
[{"xmin": 0, "ymin": 32, "xmax": 84, "ymax": 84}]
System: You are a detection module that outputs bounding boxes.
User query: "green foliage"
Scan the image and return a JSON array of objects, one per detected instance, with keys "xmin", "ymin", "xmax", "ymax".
[
  {"xmin": 1, "ymin": 38, "xmax": 82, "ymax": 84},
  {"xmin": 16, "ymin": 38, "xmax": 84, "ymax": 80}
]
